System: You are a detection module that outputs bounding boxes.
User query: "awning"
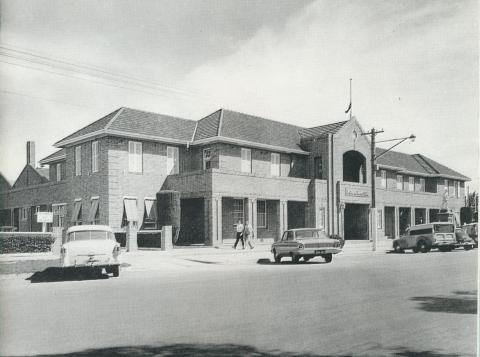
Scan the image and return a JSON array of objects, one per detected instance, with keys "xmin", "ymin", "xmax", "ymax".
[
  {"xmin": 124, "ymin": 198, "xmax": 138, "ymax": 222},
  {"xmin": 71, "ymin": 201, "xmax": 82, "ymax": 223},
  {"xmin": 145, "ymin": 199, "xmax": 157, "ymax": 220},
  {"xmin": 87, "ymin": 199, "xmax": 99, "ymax": 223}
]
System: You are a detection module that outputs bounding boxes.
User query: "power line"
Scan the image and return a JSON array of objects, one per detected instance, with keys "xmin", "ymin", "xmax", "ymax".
[{"xmin": 0, "ymin": 89, "xmax": 90, "ymax": 108}]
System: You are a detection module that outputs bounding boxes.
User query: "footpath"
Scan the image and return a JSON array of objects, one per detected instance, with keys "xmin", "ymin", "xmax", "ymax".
[{"xmin": 0, "ymin": 240, "xmax": 392, "ymax": 277}]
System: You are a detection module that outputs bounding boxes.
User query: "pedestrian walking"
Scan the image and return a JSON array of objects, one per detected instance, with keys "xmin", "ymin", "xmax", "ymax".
[
  {"xmin": 233, "ymin": 220, "xmax": 244, "ymax": 249},
  {"xmin": 244, "ymin": 220, "xmax": 255, "ymax": 249}
]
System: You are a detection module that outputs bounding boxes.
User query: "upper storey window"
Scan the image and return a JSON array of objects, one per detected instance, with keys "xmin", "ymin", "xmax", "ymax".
[
  {"xmin": 380, "ymin": 170, "xmax": 387, "ymax": 188},
  {"xmin": 75, "ymin": 146, "xmax": 81, "ymax": 176},
  {"xmin": 167, "ymin": 146, "xmax": 179, "ymax": 174},
  {"xmin": 271, "ymin": 153, "xmax": 280, "ymax": 176},
  {"xmin": 396, "ymin": 175, "xmax": 403, "ymax": 190},
  {"xmin": 203, "ymin": 148, "xmax": 212, "ymax": 170},
  {"xmin": 241, "ymin": 148, "xmax": 252, "ymax": 173},
  {"xmin": 128, "ymin": 141, "xmax": 143, "ymax": 173},
  {"xmin": 408, "ymin": 177, "xmax": 414, "ymax": 191},
  {"xmin": 91, "ymin": 141, "xmax": 99, "ymax": 173}
]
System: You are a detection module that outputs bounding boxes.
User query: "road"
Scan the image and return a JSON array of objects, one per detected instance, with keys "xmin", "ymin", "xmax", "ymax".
[{"xmin": 0, "ymin": 249, "xmax": 477, "ymax": 356}]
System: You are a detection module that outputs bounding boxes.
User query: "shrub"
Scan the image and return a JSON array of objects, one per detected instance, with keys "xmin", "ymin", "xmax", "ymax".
[{"xmin": 0, "ymin": 233, "xmax": 55, "ymax": 254}]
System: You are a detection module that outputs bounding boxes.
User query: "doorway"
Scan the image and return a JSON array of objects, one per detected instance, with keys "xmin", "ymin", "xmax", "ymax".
[
  {"xmin": 287, "ymin": 201, "xmax": 306, "ymax": 229},
  {"xmin": 344, "ymin": 203, "xmax": 369, "ymax": 240},
  {"xmin": 177, "ymin": 198, "xmax": 205, "ymax": 245},
  {"xmin": 399, "ymin": 207, "xmax": 411, "ymax": 235}
]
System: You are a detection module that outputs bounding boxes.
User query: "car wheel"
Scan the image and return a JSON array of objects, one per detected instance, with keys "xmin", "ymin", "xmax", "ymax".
[
  {"xmin": 464, "ymin": 245, "xmax": 473, "ymax": 251},
  {"xmin": 412, "ymin": 247, "xmax": 419, "ymax": 253},
  {"xmin": 112, "ymin": 265, "xmax": 120, "ymax": 277},
  {"xmin": 393, "ymin": 242, "xmax": 404, "ymax": 253},
  {"xmin": 273, "ymin": 250, "xmax": 281, "ymax": 263},
  {"xmin": 292, "ymin": 255, "xmax": 300, "ymax": 264},
  {"xmin": 417, "ymin": 240, "xmax": 430, "ymax": 253},
  {"xmin": 324, "ymin": 254, "xmax": 333, "ymax": 263}
]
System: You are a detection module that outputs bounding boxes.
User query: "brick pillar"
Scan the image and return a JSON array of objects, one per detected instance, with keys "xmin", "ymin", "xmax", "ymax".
[
  {"xmin": 216, "ymin": 197, "xmax": 222, "ymax": 246},
  {"xmin": 251, "ymin": 199, "xmax": 257, "ymax": 241},
  {"xmin": 278, "ymin": 200, "xmax": 288, "ymax": 240},
  {"xmin": 410, "ymin": 207, "xmax": 415, "ymax": 227},
  {"xmin": 126, "ymin": 222, "xmax": 138, "ymax": 252},
  {"xmin": 161, "ymin": 225, "xmax": 172, "ymax": 251},
  {"xmin": 51, "ymin": 227, "xmax": 63, "ymax": 255}
]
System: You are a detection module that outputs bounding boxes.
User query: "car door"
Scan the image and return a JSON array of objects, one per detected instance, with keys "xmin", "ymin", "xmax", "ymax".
[{"xmin": 277, "ymin": 231, "xmax": 292, "ymax": 254}]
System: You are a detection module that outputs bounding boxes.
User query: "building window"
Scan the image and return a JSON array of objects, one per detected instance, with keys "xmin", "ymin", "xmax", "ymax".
[
  {"xmin": 396, "ymin": 175, "xmax": 403, "ymax": 190},
  {"xmin": 419, "ymin": 178, "xmax": 425, "ymax": 192},
  {"xmin": 143, "ymin": 198, "xmax": 157, "ymax": 229},
  {"xmin": 233, "ymin": 199, "xmax": 244, "ymax": 224},
  {"xmin": 71, "ymin": 200, "xmax": 82, "ymax": 225},
  {"xmin": 377, "ymin": 209, "xmax": 383, "ymax": 229},
  {"xmin": 128, "ymin": 141, "xmax": 142, "ymax": 173},
  {"xmin": 122, "ymin": 198, "xmax": 138, "ymax": 227},
  {"xmin": 75, "ymin": 146, "xmax": 81, "ymax": 176},
  {"xmin": 92, "ymin": 141, "xmax": 99, "ymax": 173},
  {"xmin": 52, "ymin": 203, "xmax": 66, "ymax": 227},
  {"xmin": 257, "ymin": 200, "xmax": 267, "ymax": 228},
  {"xmin": 241, "ymin": 148, "xmax": 252, "ymax": 173},
  {"xmin": 271, "ymin": 153, "xmax": 280, "ymax": 177},
  {"xmin": 381, "ymin": 170, "xmax": 386, "ymax": 188},
  {"xmin": 87, "ymin": 197, "xmax": 100, "ymax": 224},
  {"xmin": 454, "ymin": 181, "xmax": 460, "ymax": 198},
  {"xmin": 409, "ymin": 177, "xmax": 414, "ymax": 191},
  {"xmin": 167, "ymin": 146, "xmax": 179, "ymax": 174},
  {"xmin": 34, "ymin": 206, "xmax": 40, "ymax": 215},
  {"xmin": 448, "ymin": 180, "xmax": 454, "ymax": 196},
  {"xmin": 314, "ymin": 156, "xmax": 323, "ymax": 179},
  {"xmin": 55, "ymin": 163, "xmax": 61, "ymax": 181},
  {"xmin": 21, "ymin": 207, "xmax": 28, "ymax": 220},
  {"xmin": 203, "ymin": 148, "xmax": 212, "ymax": 170}
]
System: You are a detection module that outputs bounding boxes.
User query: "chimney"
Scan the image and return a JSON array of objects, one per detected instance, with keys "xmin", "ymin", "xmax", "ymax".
[{"xmin": 26, "ymin": 141, "xmax": 35, "ymax": 166}]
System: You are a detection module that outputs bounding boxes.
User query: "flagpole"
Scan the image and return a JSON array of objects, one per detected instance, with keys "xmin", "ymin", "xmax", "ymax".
[{"xmin": 349, "ymin": 78, "xmax": 352, "ymax": 119}]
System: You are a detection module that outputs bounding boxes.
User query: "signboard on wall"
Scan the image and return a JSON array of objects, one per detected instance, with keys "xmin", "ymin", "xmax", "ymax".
[{"xmin": 37, "ymin": 212, "xmax": 53, "ymax": 223}]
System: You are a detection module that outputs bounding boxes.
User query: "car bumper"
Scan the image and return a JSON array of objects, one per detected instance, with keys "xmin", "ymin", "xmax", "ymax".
[
  {"xmin": 62, "ymin": 256, "xmax": 120, "ymax": 268},
  {"xmin": 293, "ymin": 248, "xmax": 342, "ymax": 256}
]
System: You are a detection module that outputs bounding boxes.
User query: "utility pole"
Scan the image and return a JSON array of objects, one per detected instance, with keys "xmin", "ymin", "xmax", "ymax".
[{"xmin": 363, "ymin": 129, "xmax": 416, "ymax": 251}]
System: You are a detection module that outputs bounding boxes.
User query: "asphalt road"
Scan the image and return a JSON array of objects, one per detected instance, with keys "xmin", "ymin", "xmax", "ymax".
[{"xmin": 0, "ymin": 250, "xmax": 477, "ymax": 356}]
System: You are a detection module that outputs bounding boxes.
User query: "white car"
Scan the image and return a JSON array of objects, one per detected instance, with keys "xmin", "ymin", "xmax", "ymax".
[{"xmin": 61, "ymin": 225, "xmax": 121, "ymax": 277}]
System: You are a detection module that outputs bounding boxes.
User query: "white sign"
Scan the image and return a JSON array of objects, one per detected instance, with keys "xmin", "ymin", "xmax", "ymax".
[{"xmin": 37, "ymin": 212, "xmax": 53, "ymax": 223}]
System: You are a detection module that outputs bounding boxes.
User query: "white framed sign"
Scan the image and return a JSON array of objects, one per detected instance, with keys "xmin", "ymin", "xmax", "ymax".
[{"xmin": 37, "ymin": 212, "xmax": 53, "ymax": 223}]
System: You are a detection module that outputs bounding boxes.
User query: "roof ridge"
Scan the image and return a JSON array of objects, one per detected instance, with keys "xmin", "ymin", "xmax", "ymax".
[
  {"xmin": 411, "ymin": 154, "xmax": 439, "ymax": 174},
  {"xmin": 191, "ymin": 121, "xmax": 198, "ymax": 142},
  {"xmin": 217, "ymin": 109, "xmax": 224, "ymax": 136},
  {"xmin": 105, "ymin": 107, "xmax": 125, "ymax": 130},
  {"xmin": 300, "ymin": 120, "xmax": 349, "ymax": 131},
  {"xmin": 121, "ymin": 106, "xmax": 195, "ymax": 123}
]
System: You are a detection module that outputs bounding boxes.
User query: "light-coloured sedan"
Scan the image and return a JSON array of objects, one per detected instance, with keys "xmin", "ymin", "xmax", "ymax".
[
  {"xmin": 271, "ymin": 228, "xmax": 343, "ymax": 263},
  {"xmin": 61, "ymin": 225, "xmax": 121, "ymax": 277}
]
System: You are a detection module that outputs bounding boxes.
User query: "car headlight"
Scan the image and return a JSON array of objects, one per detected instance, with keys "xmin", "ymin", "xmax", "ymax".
[{"xmin": 298, "ymin": 243, "xmax": 304, "ymax": 249}]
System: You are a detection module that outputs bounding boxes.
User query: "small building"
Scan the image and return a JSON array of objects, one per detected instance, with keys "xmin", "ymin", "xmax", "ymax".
[{"xmin": 0, "ymin": 107, "xmax": 469, "ymax": 246}]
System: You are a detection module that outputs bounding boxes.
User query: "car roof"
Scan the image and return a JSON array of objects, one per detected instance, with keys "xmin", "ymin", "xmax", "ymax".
[
  {"xmin": 410, "ymin": 222, "xmax": 452, "ymax": 229},
  {"xmin": 66, "ymin": 225, "xmax": 113, "ymax": 233},
  {"xmin": 287, "ymin": 228, "xmax": 324, "ymax": 232}
]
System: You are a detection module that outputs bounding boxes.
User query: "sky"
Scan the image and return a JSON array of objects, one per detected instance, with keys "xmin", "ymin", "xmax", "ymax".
[{"xmin": 0, "ymin": 0, "xmax": 478, "ymax": 191}]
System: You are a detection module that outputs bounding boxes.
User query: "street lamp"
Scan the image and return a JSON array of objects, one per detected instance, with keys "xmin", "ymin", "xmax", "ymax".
[{"xmin": 361, "ymin": 129, "xmax": 416, "ymax": 251}]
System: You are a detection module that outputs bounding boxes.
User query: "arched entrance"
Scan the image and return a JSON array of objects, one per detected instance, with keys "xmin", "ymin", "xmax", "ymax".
[{"xmin": 343, "ymin": 151, "xmax": 366, "ymax": 183}]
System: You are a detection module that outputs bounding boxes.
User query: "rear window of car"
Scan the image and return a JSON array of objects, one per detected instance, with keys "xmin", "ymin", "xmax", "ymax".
[
  {"xmin": 434, "ymin": 224, "xmax": 454, "ymax": 233},
  {"xmin": 295, "ymin": 230, "xmax": 328, "ymax": 239},
  {"xmin": 67, "ymin": 230, "xmax": 114, "ymax": 242}
]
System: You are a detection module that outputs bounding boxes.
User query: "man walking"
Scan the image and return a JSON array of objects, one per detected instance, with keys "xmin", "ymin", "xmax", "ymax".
[
  {"xmin": 244, "ymin": 220, "xmax": 254, "ymax": 249},
  {"xmin": 233, "ymin": 220, "xmax": 245, "ymax": 249}
]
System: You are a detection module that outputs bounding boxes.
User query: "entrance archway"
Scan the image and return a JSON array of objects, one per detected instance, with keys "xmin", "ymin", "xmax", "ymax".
[{"xmin": 343, "ymin": 151, "xmax": 366, "ymax": 183}]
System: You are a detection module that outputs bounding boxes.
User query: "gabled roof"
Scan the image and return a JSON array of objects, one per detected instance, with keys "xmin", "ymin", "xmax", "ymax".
[
  {"xmin": 55, "ymin": 107, "xmax": 196, "ymax": 147},
  {"xmin": 376, "ymin": 148, "xmax": 469, "ymax": 181},
  {"xmin": 39, "ymin": 149, "xmax": 66, "ymax": 165},
  {"xmin": 298, "ymin": 121, "xmax": 349, "ymax": 139},
  {"xmin": 0, "ymin": 173, "xmax": 11, "ymax": 192},
  {"xmin": 12, "ymin": 165, "xmax": 49, "ymax": 189},
  {"xmin": 194, "ymin": 109, "xmax": 305, "ymax": 152}
]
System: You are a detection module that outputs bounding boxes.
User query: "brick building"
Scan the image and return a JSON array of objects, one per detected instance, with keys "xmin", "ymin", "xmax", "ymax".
[{"xmin": 0, "ymin": 107, "xmax": 469, "ymax": 246}]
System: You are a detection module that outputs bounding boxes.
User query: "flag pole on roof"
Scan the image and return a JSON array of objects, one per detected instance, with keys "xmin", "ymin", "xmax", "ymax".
[{"xmin": 345, "ymin": 78, "xmax": 352, "ymax": 119}]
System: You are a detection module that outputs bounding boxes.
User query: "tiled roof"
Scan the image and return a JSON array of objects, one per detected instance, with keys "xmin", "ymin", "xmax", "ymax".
[
  {"xmin": 55, "ymin": 107, "xmax": 195, "ymax": 146},
  {"xmin": 216, "ymin": 109, "xmax": 304, "ymax": 151},
  {"xmin": 39, "ymin": 149, "xmax": 66, "ymax": 164},
  {"xmin": 298, "ymin": 121, "xmax": 348, "ymax": 139},
  {"xmin": 194, "ymin": 110, "xmax": 222, "ymax": 140},
  {"xmin": 0, "ymin": 173, "xmax": 11, "ymax": 191},
  {"xmin": 376, "ymin": 148, "xmax": 469, "ymax": 180},
  {"xmin": 110, "ymin": 108, "xmax": 196, "ymax": 141}
]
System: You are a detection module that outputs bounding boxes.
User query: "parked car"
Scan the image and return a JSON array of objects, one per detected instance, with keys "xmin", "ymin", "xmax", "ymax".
[
  {"xmin": 61, "ymin": 225, "xmax": 121, "ymax": 276},
  {"xmin": 271, "ymin": 228, "xmax": 342, "ymax": 263},
  {"xmin": 463, "ymin": 223, "xmax": 478, "ymax": 248},
  {"xmin": 392, "ymin": 222, "xmax": 456, "ymax": 253},
  {"xmin": 453, "ymin": 228, "xmax": 475, "ymax": 250}
]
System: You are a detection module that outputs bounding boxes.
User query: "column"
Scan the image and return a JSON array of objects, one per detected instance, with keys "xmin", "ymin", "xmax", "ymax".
[
  {"xmin": 425, "ymin": 208, "xmax": 430, "ymax": 223},
  {"xmin": 394, "ymin": 206, "xmax": 400, "ymax": 238},
  {"xmin": 278, "ymin": 200, "xmax": 288, "ymax": 238},
  {"xmin": 216, "ymin": 196, "xmax": 223, "ymax": 246},
  {"xmin": 126, "ymin": 221, "xmax": 138, "ymax": 252},
  {"xmin": 410, "ymin": 207, "xmax": 415, "ymax": 227},
  {"xmin": 250, "ymin": 198, "xmax": 258, "ymax": 241},
  {"xmin": 339, "ymin": 203, "xmax": 345, "ymax": 239}
]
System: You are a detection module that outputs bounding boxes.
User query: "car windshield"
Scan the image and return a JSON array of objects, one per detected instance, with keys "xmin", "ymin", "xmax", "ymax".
[
  {"xmin": 295, "ymin": 230, "xmax": 328, "ymax": 240},
  {"xmin": 67, "ymin": 230, "xmax": 113, "ymax": 242},
  {"xmin": 434, "ymin": 224, "xmax": 454, "ymax": 233}
]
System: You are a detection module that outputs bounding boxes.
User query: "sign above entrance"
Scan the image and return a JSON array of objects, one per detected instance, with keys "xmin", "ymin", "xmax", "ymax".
[{"xmin": 344, "ymin": 187, "xmax": 369, "ymax": 198}]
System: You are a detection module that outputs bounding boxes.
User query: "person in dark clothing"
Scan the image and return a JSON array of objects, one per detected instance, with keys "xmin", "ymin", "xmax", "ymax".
[{"xmin": 233, "ymin": 220, "xmax": 244, "ymax": 249}]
